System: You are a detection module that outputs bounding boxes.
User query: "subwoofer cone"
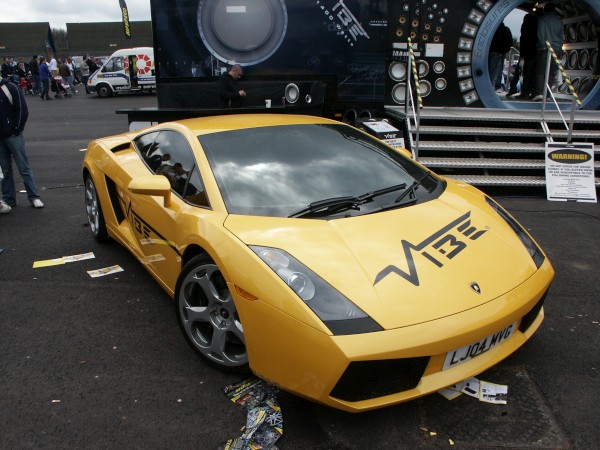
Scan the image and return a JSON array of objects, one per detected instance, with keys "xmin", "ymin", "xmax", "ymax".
[
  {"xmin": 284, "ymin": 83, "xmax": 299, "ymax": 103},
  {"xmin": 578, "ymin": 49, "xmax": 589, "ymax": 70},
  {"xmin": 568, "ymin": 50, "xmax": 578, "ymax": 69},
  {"xmin": 389, "ymin": 61, "xmax": 407, "ymax": 81},
  {"xmin": 197, "ymin": 0, "xmax": 288, "ymax": 65},
  {"xmin": 391, "ymin": 83, "xmax": 407, "ymax": 104}
]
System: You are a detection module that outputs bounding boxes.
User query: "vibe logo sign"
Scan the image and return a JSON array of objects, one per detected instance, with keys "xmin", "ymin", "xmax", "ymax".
[{"xmin": 374, "ymin": 211, "xmax": 488, "ymax": 287}]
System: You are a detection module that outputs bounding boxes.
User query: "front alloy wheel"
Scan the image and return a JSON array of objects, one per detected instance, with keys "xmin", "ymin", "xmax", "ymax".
[{"xmin": 175, "ymin": 254, "xmax": 248, "ymax": 372}]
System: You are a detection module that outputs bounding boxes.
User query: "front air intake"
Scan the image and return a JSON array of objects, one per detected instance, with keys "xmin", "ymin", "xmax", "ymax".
[{"xmin": 330, "ymin": 357, "xmax": 430, "ymax": 402}]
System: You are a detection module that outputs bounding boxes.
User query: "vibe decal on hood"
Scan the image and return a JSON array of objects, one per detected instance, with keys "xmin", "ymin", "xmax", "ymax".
[{"xmin": 374, "ymin": 211, "xmax": 488, "ymax": 287}]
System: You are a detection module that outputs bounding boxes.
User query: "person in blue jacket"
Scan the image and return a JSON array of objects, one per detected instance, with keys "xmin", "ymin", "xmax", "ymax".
[{"xmin": 39, "ymin": 57, "xmax": 52, "ymax": 101}]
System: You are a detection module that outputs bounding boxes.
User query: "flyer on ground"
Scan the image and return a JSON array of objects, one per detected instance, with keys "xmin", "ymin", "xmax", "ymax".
[{"xmin": 545, "ymin": 142, "xmax": 597, "ymax": 203}]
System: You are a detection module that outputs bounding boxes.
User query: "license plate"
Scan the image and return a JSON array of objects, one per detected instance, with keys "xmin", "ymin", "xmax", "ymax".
[{"xmin": 442, "ymin": 322, "xmax": 517, "ymax": 370}]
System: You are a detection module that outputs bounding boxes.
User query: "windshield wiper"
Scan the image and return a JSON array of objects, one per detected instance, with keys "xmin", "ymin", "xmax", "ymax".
[
  {"xmin": 288, "ymin": 196, "xmax": 361, "ymax": 218},
  {"xmin": 288, "ymin": 183, "xmax": 413, "ymax": 219},
  {"xmin": 357, "ymin": 183, "xmax": 407, "ymax": 202},
  {"xmin": 394, "ymin": 174, "xmax": 430, "ymax": 205}
]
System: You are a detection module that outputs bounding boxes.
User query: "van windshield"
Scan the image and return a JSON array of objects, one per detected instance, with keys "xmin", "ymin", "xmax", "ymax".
[{"xmin": 102, "ymin": 57, "xmax": 124, "ymax": 72}]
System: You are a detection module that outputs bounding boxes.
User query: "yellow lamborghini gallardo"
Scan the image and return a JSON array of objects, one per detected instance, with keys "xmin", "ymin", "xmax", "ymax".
[{"xmin": 82, "ymin": 114, "xmax": 554, "ymax": 412}]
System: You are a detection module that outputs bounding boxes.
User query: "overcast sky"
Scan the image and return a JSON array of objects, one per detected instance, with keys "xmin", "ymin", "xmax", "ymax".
[
  {"xmin": 6, "ymin": 0, "xmax": 152, "ymax": 30},
  {"xmin": 6, "ymin": 1, "xmax": 525, "ymax": 37}
]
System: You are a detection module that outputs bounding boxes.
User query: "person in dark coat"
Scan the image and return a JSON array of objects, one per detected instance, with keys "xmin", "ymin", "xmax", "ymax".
[
  {"xmin": 489, "ymin": 22, "xmax": 513, "ymax": 91},
  {"xmin": 218, "ymin": 64, "xmax": 246, "ymax": 108},
  {"xmin": 516, "ymin": 13, "xmax": 539, "ymax": 99}
]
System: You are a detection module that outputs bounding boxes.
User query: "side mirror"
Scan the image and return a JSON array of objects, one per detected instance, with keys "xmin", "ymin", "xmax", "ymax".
[{"xmin": 128, "ymin": 175, "xmax": 171, "ymax": 207}]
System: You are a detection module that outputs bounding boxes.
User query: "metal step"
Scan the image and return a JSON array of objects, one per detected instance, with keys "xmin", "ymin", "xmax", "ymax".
[
  {"xmin": 447, "ymin": 174, "xmax": 600, "ymax": 187},
  {"xmin": 420, "ymin": 157, "xmax": 547, "ymax": 170},
  {"xmin": 416, "ymin": 141, "xmax": 546, "ymax": 153},
  {"xmin": 417, "ymin": 125, "xmax": 546, "ymax": 137},
  {"xmin": 387, "ymin": 106, "xmax": 600, "ymax": 126},
  {"xmin": 547, "ymin": 129, "xmax": 600, "ymax": 139},
  {"xmin": 421, "ymin": 157, "xmax": 600, "ymax": 170},
  {"xmin": 447, "ymin": 175, "xmax": 547, "ymax": 186},
  {"xmin": 417, "ymin": 125, "xmax": 600, "ymax": 140}
]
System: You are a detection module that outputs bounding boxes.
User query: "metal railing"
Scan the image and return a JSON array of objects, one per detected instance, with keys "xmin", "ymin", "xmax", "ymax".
[
  {"xmin": 405, "ymin": 38, "xmax": 424, "ymax": 160},
  {"xmin": 540, "ymin": 40, "xmax": 582, "ymax": 143}
]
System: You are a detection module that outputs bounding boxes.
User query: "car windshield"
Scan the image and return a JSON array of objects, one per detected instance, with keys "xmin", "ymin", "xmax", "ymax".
[{"xmin": 199, "ymin": 123, "xmax": 443, "ymax": 218}]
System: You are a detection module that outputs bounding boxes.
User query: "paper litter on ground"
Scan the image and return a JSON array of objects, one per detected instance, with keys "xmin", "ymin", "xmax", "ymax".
[
  {"xmin": 439, "ymin": 376, "xmax": 508, "ymax": 404},
  {"xmin": 87, "ymin": 265, "xmax": 124, "ymax": 278},
  {"xmin": 221, "ymin": 377, "xmax": 283, "ymax": 450},
  {"xmin": 33, "ymin": 252, "xmax": 95, "ymax": 268}
]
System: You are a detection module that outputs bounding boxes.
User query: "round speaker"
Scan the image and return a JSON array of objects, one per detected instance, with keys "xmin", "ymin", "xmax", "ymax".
[
  {"xmin": 559, "ymin": 81, "xmax": 569, "ymax": 93},
  {"xmin": 419, "ymin": 80, "xmax": 432, "ymax": 97},
  {"xmin": 590, "ymin": 49, "xmax": 598, "ymax": 70},
  {"xmin": 566, "ymin": 24, "xmax": 577, "ymax": 43},
  {"xmin": 570, "ymin": 77, "xmax": 581, "ymax": 90},
  {"xmin": 197, "ymin": 0, "xmax": 288, "ymax": 65},
  {"xmin": 389, "ymin": 61, "xmax": 407, "ymax": 81},
  {"xmin": 577, "ymin": 77, "xmax": 590, "ymax": 94},
  {"xmin": 590, "ymin": 22, "xmax": 598, "ymax": 40},
  {"xmin": 568, "ymin": 50, "xmax": 578, "ymax": 69},
  {"xmin": 435, "ymin": 78, "xmax": 447, "ymax": 90},
  {"xmin": 417, "ymin": 60, "xmax": 429, "ymax": 77},
  {"xmin": 578, "ymin": 49, "xmax": 589, "ymax": 70},
  {"xmin": 284, "ymin": 83, "xmax": 299, "ymax": 103},
  {"xmin": 391, "ymin": 83, "xmax": 407, "ymax": 104}
]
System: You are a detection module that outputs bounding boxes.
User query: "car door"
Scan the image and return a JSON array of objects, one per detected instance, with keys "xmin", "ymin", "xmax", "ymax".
[{"xmin": 130, "ymin": 129, "xmax": 211, "ymax": 290}]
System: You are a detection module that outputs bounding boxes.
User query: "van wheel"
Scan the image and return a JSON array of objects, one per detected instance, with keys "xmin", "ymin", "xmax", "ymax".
[{"xmin": 97, "ymin": 84, "xmax": 113, "ymax": 98}]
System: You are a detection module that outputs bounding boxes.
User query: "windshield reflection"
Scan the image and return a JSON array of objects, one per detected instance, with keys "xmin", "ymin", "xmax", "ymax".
[{"xmin": 199, "ymin": 124, "xmax": 434, "ymax": 217}]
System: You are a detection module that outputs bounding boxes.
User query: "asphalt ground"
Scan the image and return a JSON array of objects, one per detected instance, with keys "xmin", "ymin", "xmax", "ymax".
[{"xmin": 1, "ymin": 90, "xmax": 599, "ymax": 449}]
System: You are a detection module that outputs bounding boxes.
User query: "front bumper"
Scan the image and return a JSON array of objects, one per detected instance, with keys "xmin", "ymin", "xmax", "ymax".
[{"xmin": 239, "ymin": 259, "xmax": 553, "ymax": 412}]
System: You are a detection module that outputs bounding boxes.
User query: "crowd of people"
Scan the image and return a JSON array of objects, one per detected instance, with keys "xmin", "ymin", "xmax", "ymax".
[{"xmin": 1, "ymin": 54, "xmax": 102, "ymax": 99}]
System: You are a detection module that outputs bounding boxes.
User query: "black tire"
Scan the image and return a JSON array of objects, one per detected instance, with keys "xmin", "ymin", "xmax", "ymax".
[
  {"xmin": 84, "ymin": 175, "xmax": 110, "ymax": 242},
  {"xmin": 175, "ymin": 254, "xmax": 249, "ymax": 373},
  {"xmin": 96, "ymin": 84, "xmax": 113, "ymax": 98}
]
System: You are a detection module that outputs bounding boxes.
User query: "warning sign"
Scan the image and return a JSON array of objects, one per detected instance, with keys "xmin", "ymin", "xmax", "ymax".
[{"xmin": 545, "ymin": 142, "xmax": 597, "ymax": 203}]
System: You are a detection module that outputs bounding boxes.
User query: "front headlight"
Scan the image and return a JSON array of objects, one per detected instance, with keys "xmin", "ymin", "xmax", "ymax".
[
  {"xmin": 251, "ymin": 246, "xmax": 383, "ymax": 335},
  {"xmin": 486, "ymin": 197, "xmax": 545, "ymax": 268}
]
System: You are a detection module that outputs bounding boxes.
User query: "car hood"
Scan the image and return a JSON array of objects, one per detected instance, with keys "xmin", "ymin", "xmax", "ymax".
[{"xmin": 223, "ymin": 182, "xmax": 541, "ymax": 329}]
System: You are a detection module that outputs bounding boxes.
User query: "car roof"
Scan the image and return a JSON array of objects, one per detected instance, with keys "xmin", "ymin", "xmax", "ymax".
[{"xmin": 173, "ymin": 114, "xmax": 340, "ymax": 136}]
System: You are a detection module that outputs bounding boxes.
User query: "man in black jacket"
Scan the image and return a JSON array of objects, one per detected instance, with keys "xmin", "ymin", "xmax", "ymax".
[
  {"xmin": 218, "ymin": 64, "xmax": 246, "ymax": 108},
  {"xmin": 488, "ymin": 22, "xmax": 513, "ymax": 91},
  {"xmin": 0, "ymin": 78, "xmax": 43, "ymax": 208}
]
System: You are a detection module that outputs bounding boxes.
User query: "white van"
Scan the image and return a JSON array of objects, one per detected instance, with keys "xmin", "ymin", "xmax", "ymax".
[{"xmin": 87, "ymin": 47, "xmax": 155, "ymax": 97}]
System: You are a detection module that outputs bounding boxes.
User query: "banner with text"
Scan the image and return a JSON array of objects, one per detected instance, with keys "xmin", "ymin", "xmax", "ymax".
[{"xmin": 119, "ymin": 0, "xmax": 132, "ymax": 39}]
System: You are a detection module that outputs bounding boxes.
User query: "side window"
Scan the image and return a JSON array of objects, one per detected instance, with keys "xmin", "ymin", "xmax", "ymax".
[
  {"xmin": 102, "ymin": 57, "xmax": 124, "ymax": 72},
  {"xmin": 135, "ymin": 130, "xmax": 209, "ymax": 208},
  {"xmin": 135, "ymin": 131, "xmax": 161, "ymax": 171},
  {"xmin": 114, "ymin": 57, "xmax": 125, "ymax": 71}
]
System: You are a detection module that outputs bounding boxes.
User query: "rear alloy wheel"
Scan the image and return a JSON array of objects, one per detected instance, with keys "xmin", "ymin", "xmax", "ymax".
[
  {"xmin": 175, "ymin": 254, "xmax": 248, "ymax": 372},
  {"xmin": 84, "ymin": 175, "xmax": 109, "ymax": 242}
]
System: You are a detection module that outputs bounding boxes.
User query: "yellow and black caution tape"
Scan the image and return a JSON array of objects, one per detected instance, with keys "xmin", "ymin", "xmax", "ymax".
[
  {"xmin": 546, "ymin": 40, "xmax": 582, "ymax": 107},
  {"xmin": 408, "ymin": 38, "xmax": 423, "ymax": 109}
]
